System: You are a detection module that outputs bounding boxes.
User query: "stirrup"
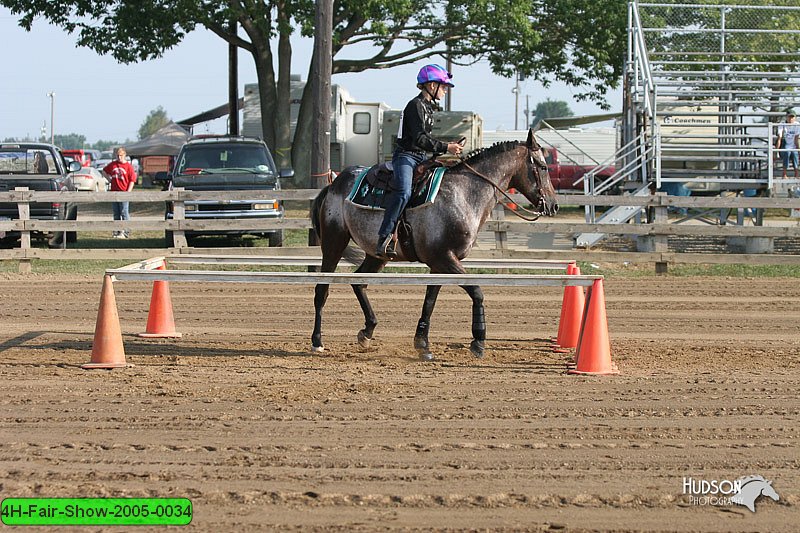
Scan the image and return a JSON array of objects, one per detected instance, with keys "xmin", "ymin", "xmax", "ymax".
[{"xmin": 376, "ymin": 235, "xmax": 397, "ymax": 258}]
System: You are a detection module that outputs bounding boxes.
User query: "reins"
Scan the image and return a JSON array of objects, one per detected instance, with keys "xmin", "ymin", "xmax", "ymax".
[{"xmin": 457, "ymin": 158, "xmax": 544, "ymax": 222}]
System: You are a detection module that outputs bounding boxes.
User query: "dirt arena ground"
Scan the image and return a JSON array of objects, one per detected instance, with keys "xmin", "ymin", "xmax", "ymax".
[{"xmin": 1, "ymin": 272, "xmax": 798, "ymax": 531}]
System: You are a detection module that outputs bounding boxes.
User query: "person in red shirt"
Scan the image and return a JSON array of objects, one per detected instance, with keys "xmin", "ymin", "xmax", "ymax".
[{"xmin": 102, "ymin": 147, "xmax": 137, "ymax": 238}]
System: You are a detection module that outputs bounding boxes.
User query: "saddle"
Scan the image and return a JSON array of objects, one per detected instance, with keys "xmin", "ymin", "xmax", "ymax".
[
  {"xmin": 363, "ymin": 159, "xmax": 444, "ymax": 191},
  {"xmin": 352, "ymin": 159, "xmax": 447, "ymax": 211}
]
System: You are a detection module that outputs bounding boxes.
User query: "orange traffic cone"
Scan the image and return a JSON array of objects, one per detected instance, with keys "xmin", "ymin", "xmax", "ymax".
[
  {"xmin": 504, "ymin": 188, "xmax": 518, "ymax": 211},
  {"xmin": 569, "ymin": 279, "xmax": 619, "ymax": 375},
  {"xmin": 82, "ymin": 275, "xmax": 129, "ymax": 369},
  {"xmin": 553, "ymin": 264, "xmax": 586, "ymax": 353},
  {"xmin": 138, "ymin": 264, "xmax": 182, "ymax": 338}
]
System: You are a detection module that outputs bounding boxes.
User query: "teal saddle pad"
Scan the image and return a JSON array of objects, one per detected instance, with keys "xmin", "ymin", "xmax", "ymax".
[{"xmin": 347, "ymin": 166, "xmax": 446, "ymax": 210}]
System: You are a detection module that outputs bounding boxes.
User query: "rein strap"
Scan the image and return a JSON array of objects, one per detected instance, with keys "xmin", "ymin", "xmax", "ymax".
[{"xmin": 458, "ymin": 159, "xmax": 543, "ymax": 222}]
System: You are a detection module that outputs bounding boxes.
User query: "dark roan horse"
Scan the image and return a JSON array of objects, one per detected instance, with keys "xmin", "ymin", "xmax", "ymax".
[{"xmin": 310, "ymin": 128, "xmax": 559, "ymax": 360}]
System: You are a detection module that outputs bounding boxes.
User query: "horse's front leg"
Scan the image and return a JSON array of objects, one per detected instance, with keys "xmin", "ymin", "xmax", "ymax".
[
  {"xmin": 414, "ymin": 284, "xmax": 442, "ymax": 361},
  {"xmin": 352, "ymin": 283, "xmax": 378, "ymax": 350},
  {"xmin": 351, "ymin": 254, "xmax": 386, "ymax": 350},
  {"xmin": 461, "ymin": 285, "xmax": 486, "ymax": 358},
  {"xmin": 311, "ymin": 283, "xmax": 329, "ymax": 352}
]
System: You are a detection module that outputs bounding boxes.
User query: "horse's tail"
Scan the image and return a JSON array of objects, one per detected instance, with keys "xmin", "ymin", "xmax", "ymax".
[{"xmin": 311, "ymin": 185, "xmax": 330, "ymax": 239}]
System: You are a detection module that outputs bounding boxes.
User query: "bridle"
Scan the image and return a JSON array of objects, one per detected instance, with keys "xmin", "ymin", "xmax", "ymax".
[{"xmin": 458, "ymin": 145, "xmax": 549, "ymax": 222}]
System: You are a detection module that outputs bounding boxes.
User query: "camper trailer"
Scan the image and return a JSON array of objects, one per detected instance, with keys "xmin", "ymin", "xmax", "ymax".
[{"xmin": 242, "ymin": 79, "xmax": 482, "ymax": 172}]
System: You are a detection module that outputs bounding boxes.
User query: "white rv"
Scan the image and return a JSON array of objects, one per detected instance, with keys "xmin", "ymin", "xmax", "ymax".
[{"xmin": 242, "ymin": 78, "xmax": 482, "ymax": 171}]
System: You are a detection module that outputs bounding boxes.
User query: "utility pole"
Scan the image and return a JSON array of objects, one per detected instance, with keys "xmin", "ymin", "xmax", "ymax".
[
  {"xmin": 511, "ymin": 72, "xmax": 520, "ymax": 130},
  {"xmin": 445, "ymin": 52, "xmax": 453, "ymax": 111},
  {"xmin": 524, "ymin": 95, "xmax": 530, "ymax": 130},
  {"xmin": 47, "ymin": 91, "xmax": 55, "ymax": 144},
  {"xmin": 309, "ymin": 0, "xmax": 333, "ymax": 248}
]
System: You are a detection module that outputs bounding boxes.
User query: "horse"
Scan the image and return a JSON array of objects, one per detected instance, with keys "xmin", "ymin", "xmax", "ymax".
[
  {"xmin": 310, "ymin": 128, "xmax": 559, "ymax": 360},
  {"xmin": 730, "ymin": 475, "xmax": 780, "ymax": 512}
]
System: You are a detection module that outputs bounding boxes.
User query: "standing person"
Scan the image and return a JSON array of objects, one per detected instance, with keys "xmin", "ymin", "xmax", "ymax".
[
  {"xmin": 103, "ymin": 146, "xmax": 137, "ymax": 238},
  {"xmin": 376, "ymin": 64, "xmax": 464, "ymax": 258},
  {"xmin": 775, "ymin": 108, "xmax": 799, "ymax": 179}
]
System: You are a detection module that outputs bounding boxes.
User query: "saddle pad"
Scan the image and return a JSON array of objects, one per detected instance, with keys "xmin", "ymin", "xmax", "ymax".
[{"xmin": 347, "ymin": 166, "xmax": 446, "ymax": 210}]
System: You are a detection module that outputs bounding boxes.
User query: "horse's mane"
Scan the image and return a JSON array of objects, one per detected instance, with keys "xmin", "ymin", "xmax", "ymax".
[
  {"xmin": 452, "ymin": 141, "xmax": 522, "ymax": 169},
  {"xmin": 738, "ymin": 475, "xmax": 767, "ymax": 486}
]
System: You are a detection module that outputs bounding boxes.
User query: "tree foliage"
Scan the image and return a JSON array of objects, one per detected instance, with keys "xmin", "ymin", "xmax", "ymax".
[
  {"xmin": 531, "ymin": 99, "xmax": 574, "ymax": 128},
  {"xmin": 138, "ymin": 106, "xmax": 171, "ymax": 140},
  {"xmin": 53, "ymin": 133, "xmax": 88, "ymax": 149},
  {"xmin": 1, "ymin": 0, "xmax": 627, "ymax": 184}
]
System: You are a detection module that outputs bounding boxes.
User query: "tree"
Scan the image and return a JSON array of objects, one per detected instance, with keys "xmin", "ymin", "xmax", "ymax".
[
  {"xmin": 138, "ymin": 106, "xmax": 171, "ymax": 140},
  {"xmin": 531, "ymin": 99, "xmax": 574, "ymax": 128},
  {"xmin": 53, "ymin": 133, "xmax": 87, "ymax": 149},
  {"xmin": 2, "ymin": 0, "xmax": 627, "ymax": 186}
]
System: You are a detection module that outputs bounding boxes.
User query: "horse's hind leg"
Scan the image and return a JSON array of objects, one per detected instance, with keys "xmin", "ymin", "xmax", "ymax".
[
  {"xmin": 461, "ymin": 285, "xmax": 486, "ymax": 359},
  {"xmin": 351, "ymin": 254, "xmax": 386, "ymax": 350},
  {"xmin": 414, "ymin": 284, "xmax": 442, "ymax": 362}
]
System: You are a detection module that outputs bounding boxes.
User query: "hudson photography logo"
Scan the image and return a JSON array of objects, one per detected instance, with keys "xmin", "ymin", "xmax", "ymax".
[{"xmin": 682, "ymin": 475, "xmax": 780, "ymax": 512}]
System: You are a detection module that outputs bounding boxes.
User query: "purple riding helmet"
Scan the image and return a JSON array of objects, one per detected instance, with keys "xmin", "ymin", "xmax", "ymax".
[{"xmin": 417, "ymin": 64, "xmax": 454, "ymax": 87}]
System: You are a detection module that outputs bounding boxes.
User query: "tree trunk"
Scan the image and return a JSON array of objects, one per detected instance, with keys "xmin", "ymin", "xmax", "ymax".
[
  {"xmin": 274, "ymin": 7, "xmax": 292, "ymax": 170},
  {"xmin": 292, "ymin": 55, "xmax": 316, "ymax": 189},
  {"xmin": 252, "ymin": 45, "xmax": 277, "ymax": 150}
]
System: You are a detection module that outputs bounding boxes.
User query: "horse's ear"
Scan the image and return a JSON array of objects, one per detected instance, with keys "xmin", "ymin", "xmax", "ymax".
[{"xmin": 527, "ymin": 128, "xmax": 540, "ymax": 149}]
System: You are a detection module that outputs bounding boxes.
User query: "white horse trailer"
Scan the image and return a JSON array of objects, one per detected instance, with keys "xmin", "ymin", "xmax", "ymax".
[{"xmin": 242, "ymin": 79, "xmax": 482, "ymax": 171}]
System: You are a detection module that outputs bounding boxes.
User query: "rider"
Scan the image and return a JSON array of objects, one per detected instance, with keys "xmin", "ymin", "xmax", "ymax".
[{"xmin": 376, "ymin": 64, "xmax": 464, "ymax": 258}]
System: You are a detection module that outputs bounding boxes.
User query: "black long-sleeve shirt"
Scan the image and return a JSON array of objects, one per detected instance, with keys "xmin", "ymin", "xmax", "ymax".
[{"xmin": 395, "ymin": 94, "xmax": 448, "ymax": 154}]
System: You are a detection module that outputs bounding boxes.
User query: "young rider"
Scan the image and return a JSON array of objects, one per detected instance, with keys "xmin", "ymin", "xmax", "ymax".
[{"xmin": 376, "ymin": 64, "xmax": 464, "ymax": 258}]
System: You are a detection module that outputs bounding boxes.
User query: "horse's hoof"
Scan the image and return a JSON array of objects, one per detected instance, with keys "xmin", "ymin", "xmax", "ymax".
[
  {"xmin": 357, "ymin": 330, "xmax": 372, "ymax": 351},
  {"xmin": 418, "ymin": 351, "xmax": 435, "ymax": 362},
  {"xmin": 469, "ymin": 340, "xmax": 485, "ymax": 359},
  {"xmin": 311, "ymin": 345, "xmax": 325, "ymax": 353}
]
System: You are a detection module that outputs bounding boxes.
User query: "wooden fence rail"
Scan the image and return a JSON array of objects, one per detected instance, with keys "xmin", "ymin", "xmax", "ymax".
[{"xmin": 2, "ymin": 189, "xmax": 800, "ymax": 270}]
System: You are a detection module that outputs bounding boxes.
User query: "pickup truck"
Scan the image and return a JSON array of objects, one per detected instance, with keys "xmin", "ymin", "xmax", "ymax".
[
  {"xmin": 0, "ymin": 142, "xmax": 82, "ymax": 248},
  {"xmin": 156, "ymin": 136, "xmax": 294, "ymax": 247},
  {"xmin": 544, "ymin": 146, "xmax": 617, "ymax": 193}
]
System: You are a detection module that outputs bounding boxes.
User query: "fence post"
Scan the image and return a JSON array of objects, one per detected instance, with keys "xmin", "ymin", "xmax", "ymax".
[
  {"xmin": 636, "ymin": 192, "xmax": 669, "ymax": 272},
  {"xmin": 15, "ymin": 187, "xmax": 31, "ymax": 274},
  {"xmin": 492, "ymin": 203, "xmax": 507, "ymax": 250},
  {"xmin": 171, "ymin": 187, "xmax": 188, "ymax": 249}
]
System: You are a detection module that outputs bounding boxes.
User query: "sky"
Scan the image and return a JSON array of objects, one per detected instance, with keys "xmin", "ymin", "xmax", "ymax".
[{"xmin": 1, "ymin": 8, "xmax": 622, "ymax": 145}]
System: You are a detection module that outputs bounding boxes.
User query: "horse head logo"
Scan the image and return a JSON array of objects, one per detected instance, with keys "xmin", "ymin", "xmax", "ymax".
[{"xmin": 730, "ymin": 475, "xmax": 780, "ymax": 513}]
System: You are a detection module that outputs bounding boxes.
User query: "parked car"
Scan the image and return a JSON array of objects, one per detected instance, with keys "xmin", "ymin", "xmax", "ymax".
[
  {"xmin": 155, "ymin": 135, "xmax": 293, "ymax": 247},
  {"xmin": 0, "ymin": 142, "xmax": 82, "ymax": 248},
  {"xmin": 62, "ymin": 148, "xmax": 101, "ymax": 167},
  {"xmin": 92, "ymin": 150, "xmax": 114, "ymax": 170},
  {"xmin": 69, "ymin": 164, "xmax": 109, "ymax": 192},
  {"xmin": 544, "ymin": 146, "xmax": 618, "ymax": 193}
]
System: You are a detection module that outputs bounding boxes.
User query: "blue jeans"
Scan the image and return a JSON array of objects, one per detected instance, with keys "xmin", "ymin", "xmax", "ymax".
[
  {"xmin": 112, "ymin": 201, "xmax": 130, "ymax": 221},
  {"xmin": 781, "ymin": 149, "xmax": 799, "ymax": 170},
  {"xmin": 379, "ymin": 150, "xmax": 424, "ymax": 238}
]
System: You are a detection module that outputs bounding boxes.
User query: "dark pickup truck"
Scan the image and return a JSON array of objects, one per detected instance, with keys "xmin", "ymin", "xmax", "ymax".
[
  {"xmin": 0, "ymin": 142, "xmax": 81, "ymax": 247},
  {"xmin": 156, "ymin": 136, "xmax": 294, "ymax": 247}
]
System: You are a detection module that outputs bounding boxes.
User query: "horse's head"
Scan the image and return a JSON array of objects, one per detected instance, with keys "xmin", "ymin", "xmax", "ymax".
[{"xmin": 511, "ymin": 129, "xmax": 559, "ymax": 216}]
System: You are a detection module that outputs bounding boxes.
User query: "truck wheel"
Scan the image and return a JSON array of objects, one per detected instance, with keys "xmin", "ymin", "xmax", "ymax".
[
  {"xmin": 66, "ymin": 203, "xmax": 78, "ymax": 243},
  {"xmin": 268, "ymin": 230, "xmax": 284, "ymax": 247}
]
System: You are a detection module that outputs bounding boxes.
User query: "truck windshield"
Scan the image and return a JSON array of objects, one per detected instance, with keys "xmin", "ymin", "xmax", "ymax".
[{"xmin": 177, "ymin": 145, "xmax": 276, "ymax": 175}]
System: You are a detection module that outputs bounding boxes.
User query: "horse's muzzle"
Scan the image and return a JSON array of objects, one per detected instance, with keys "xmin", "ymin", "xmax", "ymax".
[{"xmin": 538, "ymin": 198, "xmax": 559, "ymax": 216}]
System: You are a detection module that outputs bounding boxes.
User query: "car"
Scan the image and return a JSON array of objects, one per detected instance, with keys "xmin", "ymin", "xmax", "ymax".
[
  {"xmin": 155, "ymin": 135, "xmax": 294, "ymax": 247},
  {"xmin": 69, "ymin": 164, "xmax": 109, "ymax": 192},
  {"xmin": 92, "ymin": 150, "xmax": 114, "ymax": 170},
  {"xmin": 0, "ymin": 142, "xmax": 82, "ymax": 248}
]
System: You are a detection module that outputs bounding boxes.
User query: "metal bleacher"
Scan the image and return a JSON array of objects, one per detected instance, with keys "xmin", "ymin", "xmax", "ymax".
[{"xmin": 577, "ymin": 1, "xmax": 800, "ymax": 247}]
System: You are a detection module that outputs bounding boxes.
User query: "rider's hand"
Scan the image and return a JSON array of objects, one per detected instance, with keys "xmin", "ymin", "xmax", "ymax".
[{"xmin": 447, "ymin": 142, "xmax": 463, "ymax": 156}]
